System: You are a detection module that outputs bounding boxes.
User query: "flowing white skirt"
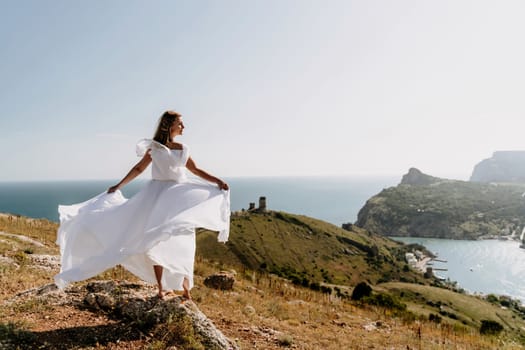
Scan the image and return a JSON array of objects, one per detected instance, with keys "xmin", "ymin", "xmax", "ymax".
[{"xmin": 55, "ymin": 179, "xmax": 230, "ymax": 290}]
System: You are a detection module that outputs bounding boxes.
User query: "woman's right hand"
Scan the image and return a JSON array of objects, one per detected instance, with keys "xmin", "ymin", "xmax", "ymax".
[
  {"xmin": 217, "ymin": 179, "xmax": 229, "ymax": 191},
  {"xmin": 107, "ymin": 185, "xmax": 120, "ymax": 193}
]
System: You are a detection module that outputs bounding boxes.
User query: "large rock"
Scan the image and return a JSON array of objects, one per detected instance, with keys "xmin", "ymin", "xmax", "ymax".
[
  {"xmin": 204, "ymin": 272, "xmax": 235, "ymax": 290},
  {"xmin": 12, "ymin": 281, "xmax": 239, "ymax": 350},
  {"xmin": 82, "ymin": 281, "xmax": 239, "ymax": 350},
  {"xmin": 470, "ymin": 151, "xmax": 525, "ymax": 183}
]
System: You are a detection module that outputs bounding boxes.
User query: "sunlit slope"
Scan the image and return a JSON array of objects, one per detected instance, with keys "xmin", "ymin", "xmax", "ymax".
[
  {"xmin": 379, "ymin": 282, "xmax": 525, "ymax": 334},
  {"xmin": 197, "ymin": 210, "xmax": 426, "ymax": 286}
]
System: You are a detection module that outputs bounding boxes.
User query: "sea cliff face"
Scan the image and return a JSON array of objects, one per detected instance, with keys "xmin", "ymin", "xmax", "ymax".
[
  {"xmin": 470, "ymin": 151, "xmax": 525, "ymax": 183},
  {"xmin": 356, "ymin": 168, "xmax": 525, "ymax": 239}
]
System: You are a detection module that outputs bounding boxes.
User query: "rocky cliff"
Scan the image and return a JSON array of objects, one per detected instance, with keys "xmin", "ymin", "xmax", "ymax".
[
  {"xmin": 470, "ymin": 151, "xmax": 525, "ymax": 183},
  {"xmin": 356, "ymin": 168, "xmax": 525, "ymax": 239},
  {"xmin": 400, "ymin": 167, "xmax": 442, "ymax": 186}
]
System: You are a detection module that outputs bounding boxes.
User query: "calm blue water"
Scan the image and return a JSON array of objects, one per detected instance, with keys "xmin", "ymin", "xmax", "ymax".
[
  {"xmin": 394, "ymin": 237, "xmax": 525, "ymax": 304},
  {"xmin": 0, "ymin": 175, "xmax": 398, "ymax": 225}
]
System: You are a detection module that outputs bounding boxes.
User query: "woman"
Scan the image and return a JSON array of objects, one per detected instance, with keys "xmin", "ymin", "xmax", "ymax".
[{"xmin": 55, "ymin": 111, "xmax": 230, "ymax": 300}]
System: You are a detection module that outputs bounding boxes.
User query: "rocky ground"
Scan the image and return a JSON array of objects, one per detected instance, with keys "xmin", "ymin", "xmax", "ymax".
[{"xmin": 2, "ymin": 280, "xmax": 239, "ymax": 349}]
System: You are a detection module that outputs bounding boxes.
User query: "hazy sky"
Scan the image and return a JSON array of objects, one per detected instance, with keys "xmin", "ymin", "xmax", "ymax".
[{"xmin": 2, "ymin": 0, "xmax": 525, "ymax": 181}]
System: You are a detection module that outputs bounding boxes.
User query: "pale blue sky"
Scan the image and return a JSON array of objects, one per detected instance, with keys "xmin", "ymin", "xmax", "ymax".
[{"xmin": 2, "ymin": 0, "xmax": 525, "ymax": 181}]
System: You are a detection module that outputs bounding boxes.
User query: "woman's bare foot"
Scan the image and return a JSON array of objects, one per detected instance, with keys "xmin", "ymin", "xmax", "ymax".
[
  {"xmin": 153, "ymin": 265, "xmax": 164, "ymax": 299},
  {"xmin": 157, "ymin": 290, "xmax": 165, "ymax": 299},
  {"xmin": 182, "ymin": 289, "xmax": 192, "ymax": 301},
  {"xmin": 181, "ymin": 277, "xmax": 191, "ymax": 301}
]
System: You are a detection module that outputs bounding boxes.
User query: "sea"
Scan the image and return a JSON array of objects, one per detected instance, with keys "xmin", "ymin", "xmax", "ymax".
[
  {"xmin": 0, "ymin": 176, "xmax": 399, "ymax": 225},
  {"xmin": 1, "ymin": 175, "xmax": 525, "ymax": 303}
]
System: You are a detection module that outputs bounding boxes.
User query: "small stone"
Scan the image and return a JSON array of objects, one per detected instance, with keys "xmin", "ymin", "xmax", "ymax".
[
  {"xmin": 37, "ymin": 283, "xmax": 58, "ymax": 295},
  {"xmin": 84, "ymin": 293, "xmax": 98, "ymax": 309},
  {"xmin": 243, "ymin": 305, "xmax": 256, "ymax": 315}
]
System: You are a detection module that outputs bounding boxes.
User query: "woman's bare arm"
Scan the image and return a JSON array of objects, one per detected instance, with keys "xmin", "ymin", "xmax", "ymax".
[
  {"xmin": 186, "ymin": 157, "xmax": 229, "ymax": 190},
  {"xmin": 107, "ymin": 152, "xmax": 152, "ymax": 193}
]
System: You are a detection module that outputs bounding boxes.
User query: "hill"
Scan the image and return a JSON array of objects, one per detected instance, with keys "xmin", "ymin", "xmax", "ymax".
[
  {"xmin": 197, "ymin": 210, "xmax": 428, "ymax": 287},
  {"xmin": 2, "ymin": 213, "xmax": 525, "ymax": 349},
  {"xmin": 356, "ymin": 168, "xmax": 525, "ymax": 239}
]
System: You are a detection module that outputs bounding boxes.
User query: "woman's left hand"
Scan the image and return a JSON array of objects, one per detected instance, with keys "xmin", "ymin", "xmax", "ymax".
[{"xmin": 107, "ymin": 185, "xmax": 120, "ymax": 193}]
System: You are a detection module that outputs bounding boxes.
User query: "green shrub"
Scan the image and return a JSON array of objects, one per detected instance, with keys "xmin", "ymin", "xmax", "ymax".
[
  {"xmin": 23, "ymin": 248, "xmax": 34, "ymax": 254},
  {"xmin": 439, "ymin": 310, "xmax": 458, "ymax": 320},
  {"xmin": 480, "ymin": 320, "xmax": 503, "ymax": 335},
  {"xmin": 301, "ymin": 277, "xmax": 310, "ymax": 287},
  {"xmin": 13, "ymin": 251, "xmax": 28, "ymax": 264},
  {"xmin": 500, "ymin": 299, "xmax": 511, "ymax": 307},
  {"xmin": 429, "ymin": 313, "xmax": 442, "ymax": 323},
  {"xmin": 149, "ymin": 312, "xmax": 205, "ymax": 349},
  {"xmin": 351, "ymin": 282, "xmax": 372, "ymax": 301},
  {"xmin": 486, "ymin": 294, "xmax": 499, "ymax": 304},
  {"xmin": 320, "ymin": 285, "xmax": 332, "ymax": 294},
  {"xmin": 277, "ymin": 334, "xmax": 293, "ymax": 347},
  {"xmin": 309, "ymin": 282, "xmax": 321, "ymax": 291},
  {"xmin": 363, "ymin": 292, "xmax": 406, "ymax": 311}
]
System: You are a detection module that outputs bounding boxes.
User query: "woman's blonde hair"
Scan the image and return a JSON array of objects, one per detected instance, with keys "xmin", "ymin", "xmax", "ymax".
[{"xmin": 153, "ymin": 111, "xmax": 181, "ymax": 145}]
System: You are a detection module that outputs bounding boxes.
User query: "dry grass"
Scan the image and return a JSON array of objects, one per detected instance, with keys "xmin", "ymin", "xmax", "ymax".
[
  {"xmin": 0, "ymin": 214, "xmax": 57, "ymax": 246},
  {"xmin": 0, "ymin": 214, "xmax": 524, "ymax": 349},
  {"xmin": 191, "ymin": 267, "xmax": 525, "ymax": 350}
]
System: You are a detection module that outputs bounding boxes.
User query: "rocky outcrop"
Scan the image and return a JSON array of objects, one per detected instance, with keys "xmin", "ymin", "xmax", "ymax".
[
  {"xmin": 10, "ymin": 280, "xmax": 239, "ymax": 350},
  {"xmin": 400, "ymin": 168, "xmax": 441, "ymax": 186},
  {"xmin": 356, "ymin": 168, "xmax": 525, "ymax": 239},
  {"xmin": 470, "ymin": 151, "xmax": 525, "ymax": 183}
]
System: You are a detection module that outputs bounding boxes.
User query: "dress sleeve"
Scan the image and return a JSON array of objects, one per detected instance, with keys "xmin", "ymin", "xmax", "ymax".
[{"xmin": 136, "ymin": 139, "xmax": 152, "ymax": 157}]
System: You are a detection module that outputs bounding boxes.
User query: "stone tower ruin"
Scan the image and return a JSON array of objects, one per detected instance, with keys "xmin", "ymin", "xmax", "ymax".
[{"xmin": 258, "ymin": 196, "xmax": 267, "ymax": 212}]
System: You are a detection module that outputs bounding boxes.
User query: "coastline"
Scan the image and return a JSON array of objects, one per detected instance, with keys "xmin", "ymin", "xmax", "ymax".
[{"xmin": 394, "ymin": 236, "xmax": 525, "ymax": 304}]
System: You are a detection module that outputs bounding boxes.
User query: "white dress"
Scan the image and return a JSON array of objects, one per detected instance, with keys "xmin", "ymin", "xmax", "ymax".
[{"xmin": 54, "ymin": 139, "xmax": 230, "ymax": 291}]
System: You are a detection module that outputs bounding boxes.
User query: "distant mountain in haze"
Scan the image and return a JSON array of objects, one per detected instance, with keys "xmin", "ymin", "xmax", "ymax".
[{"xmin": 470, "ymin": 151, "xmax": 525, "ymax": 183}]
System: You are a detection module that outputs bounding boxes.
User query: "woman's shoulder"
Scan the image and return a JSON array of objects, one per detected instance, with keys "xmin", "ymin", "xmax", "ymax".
[
  {"xmin": 136, "ymin": 139, "xmax": 190, "ymax": 157},
  {"xmin": 136, "ymin": 138, "xmax": 173, "ymax": 155},
  {"xmin": 166, "ymin": 141, "xmax": 188, "ymax": 151}
]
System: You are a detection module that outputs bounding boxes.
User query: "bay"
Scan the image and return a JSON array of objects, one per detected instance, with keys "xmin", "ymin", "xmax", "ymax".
[{"xmin": 393, "ymin": 237, "xmax": 525, "ymax": 304}]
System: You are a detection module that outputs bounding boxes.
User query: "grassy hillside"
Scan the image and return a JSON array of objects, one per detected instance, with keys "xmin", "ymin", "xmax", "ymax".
[
  {"xmin": 2, "ymin": 213, "xmax": 525, "ymax": 349},
  {"xmin": 197, "ymin": 210, "xmax": 428, "ymax": 288},
  {"xmin": 356, "ymin": 169, "xmax": 525, "ymax": 239},
  {"xmin": 379, "ymin": 282, "xmax": 525, "ymax": 333}
]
